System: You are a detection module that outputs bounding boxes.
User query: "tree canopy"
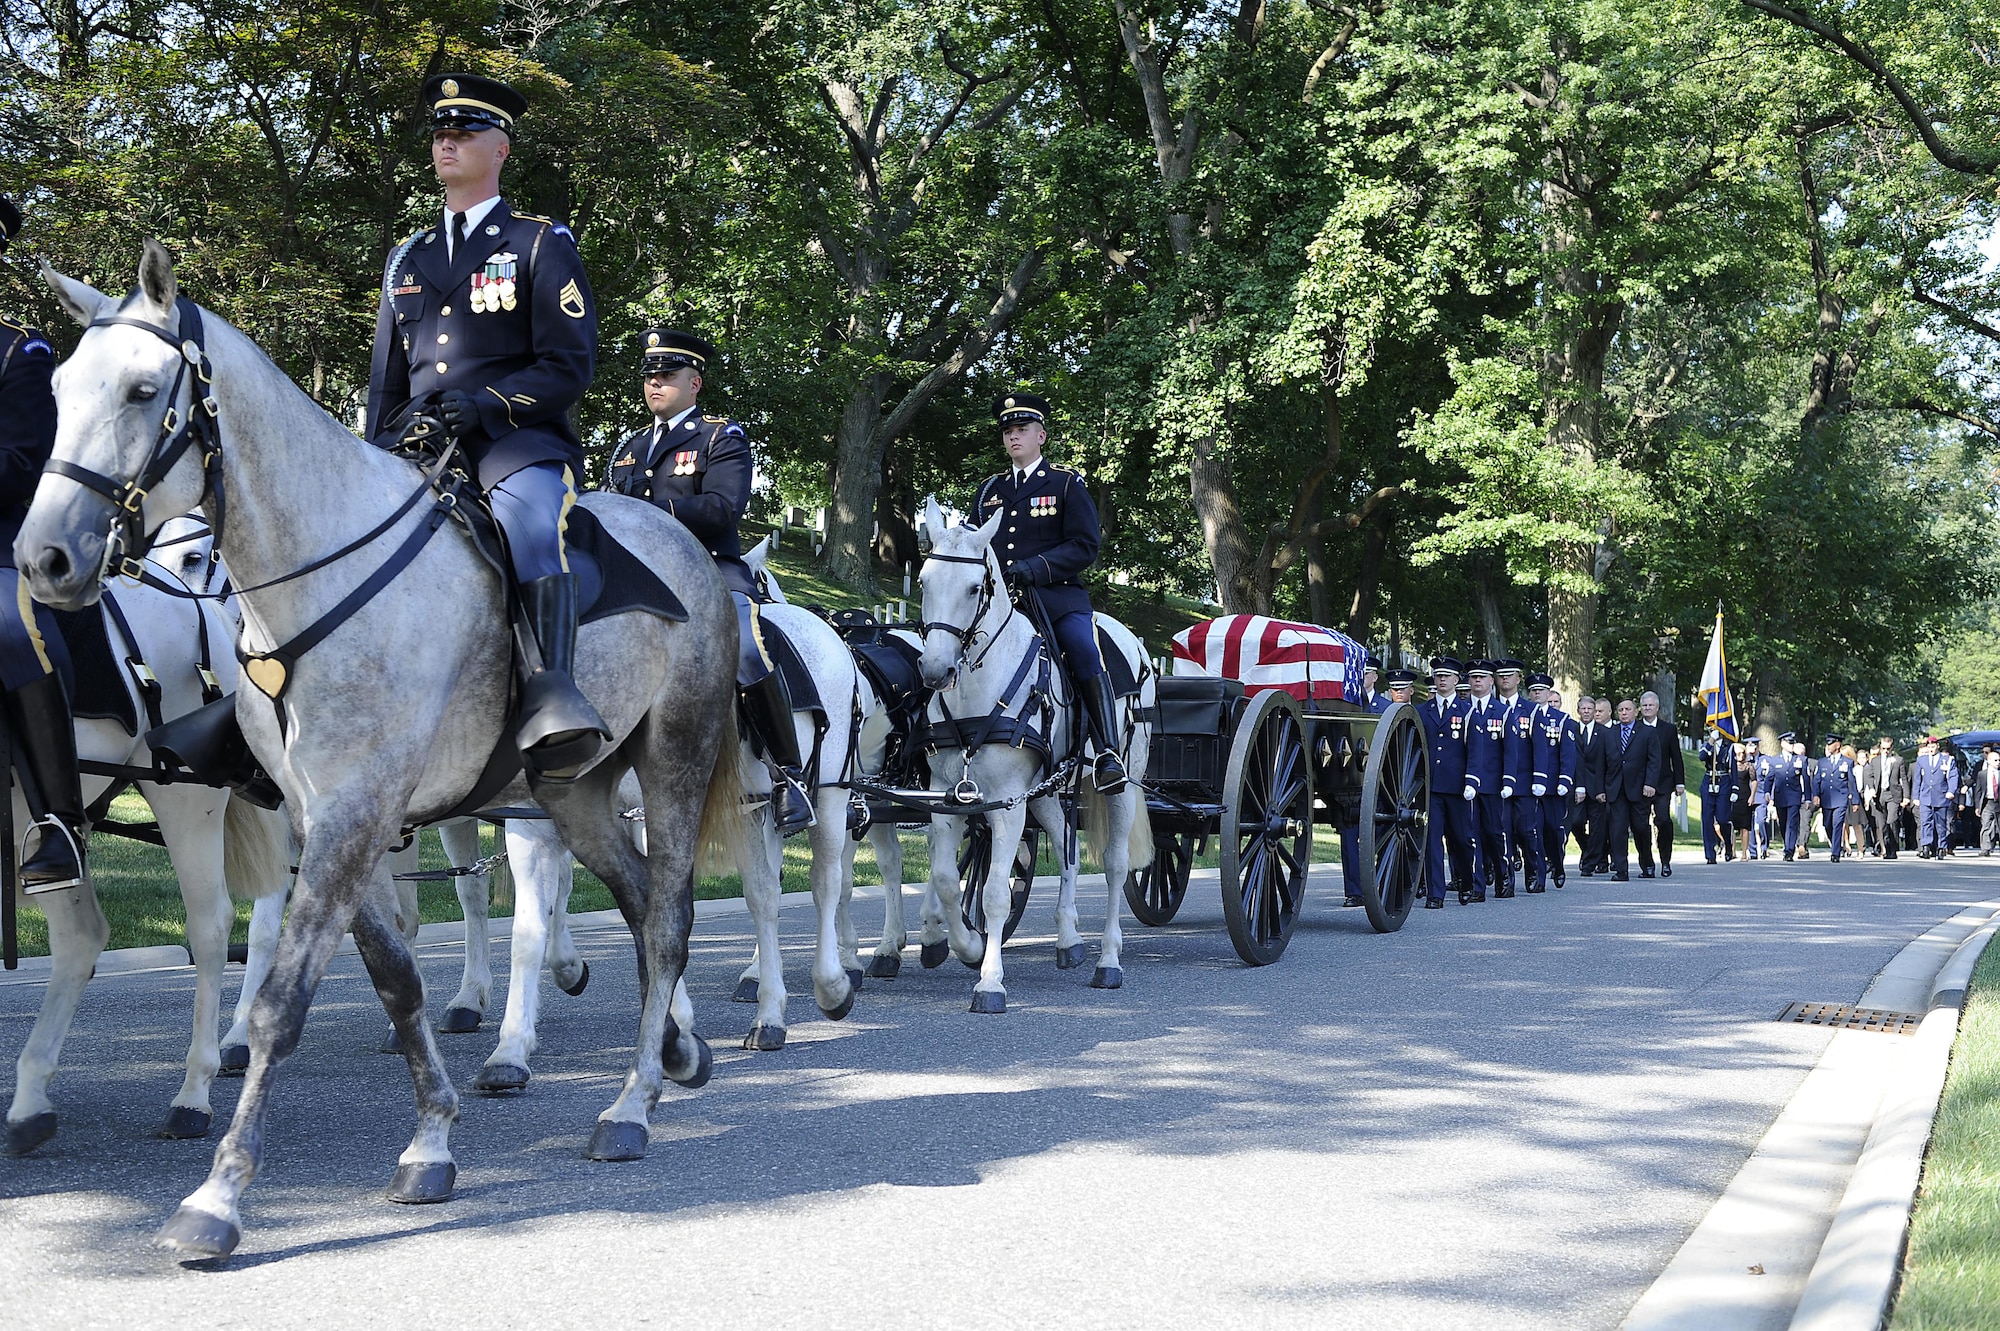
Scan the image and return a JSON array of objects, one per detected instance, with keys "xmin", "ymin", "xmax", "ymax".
[{"xmin": 4, "ymin": 0, "xmax": 1997, "ymax": 739}]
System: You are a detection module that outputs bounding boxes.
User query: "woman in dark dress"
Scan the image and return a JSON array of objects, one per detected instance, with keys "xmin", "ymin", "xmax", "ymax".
[{"xmin": 1731, "ymin": 743, "xmax": 1756, "ymax": 858}]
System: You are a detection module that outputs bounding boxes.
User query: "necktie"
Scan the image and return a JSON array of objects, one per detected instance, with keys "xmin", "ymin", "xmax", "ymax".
[
  {"xmin": 451, "ymin": 210, "xmax": 467, "ymax": 260},
  {"xmin": 1620, "ymin": 724, "xmax": 1631, "ymax": 752}
]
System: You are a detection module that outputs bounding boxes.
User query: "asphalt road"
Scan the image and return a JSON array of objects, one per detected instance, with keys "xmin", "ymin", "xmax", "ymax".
[{"xmin": 4, "ymin": 849, "xmax": 1995, "ymax": 1330}]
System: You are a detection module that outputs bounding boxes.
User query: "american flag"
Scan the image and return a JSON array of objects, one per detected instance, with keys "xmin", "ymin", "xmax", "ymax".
[{"xmin": 1170, "ymin": 615, "xmax": 1365, "ymax": 705}]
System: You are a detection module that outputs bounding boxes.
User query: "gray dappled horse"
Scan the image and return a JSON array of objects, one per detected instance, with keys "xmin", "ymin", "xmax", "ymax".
[
  {"xmin": 19, "ymin": 243, "xmax": 743, "ymax": 1260},
  {"xmin": 916, "ymin": 496, "xmax": 1153, "ymax": 1012},
  {"xmin": 4, "ymin": 559, "xmax": 290, "ymax": 1156}
]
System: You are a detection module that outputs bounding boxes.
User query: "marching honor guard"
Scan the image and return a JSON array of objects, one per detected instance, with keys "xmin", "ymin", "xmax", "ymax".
[
  {"xmin": 1699, "ymin": 727, "xmax": 1736, "ymax": 862},
  {"xmin": 1421, "ymin": 657, "xmax": 1482, "ymax": 906},
  {"xmin": 1463, "ymin": 660, "xmax": 1511, "ymax": 896},
  {"xmin": 0, "ymin": 195, "xmax": 86, "ymax": 890},
  {"xmin": 1529, "ymin": 676, "xmax": 1577, "ymax": 888},
  {"xmin": 1494, "ymin": 660, "xmax": 1546, "ymax": 892},
  {"xmin": 973, "ymin": 393, "xmax": 1126, "ymax": 793},
  {"xmin": 365, "ymin": 73, "xmax": 609, "ymax": 780},
  {"xmin": 1812, "ymin": 734, "xmax": 1855, "ymax": 862},
  {"xmin": 1913, "ymin": 736, "xmax": 1959, "ymax": 858},
  {"xmin": 604, "ymin": 328, "xmax": 814, "ymax": 833}
]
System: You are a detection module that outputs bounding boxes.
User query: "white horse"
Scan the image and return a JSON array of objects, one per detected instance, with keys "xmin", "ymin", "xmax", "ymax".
[
  {"xmin": 155, "ymin": 516, "xmax": 594, "ymax": 1074},
  {"xmin": 4, "ymin": 555, "xmax": 291, "ymax": 1155},
  {"xmin": 914, "ymin": 496, "xmax": 1153, "ymax": 1012},
  {"xmin": 740, "ymin": 538, "xmax": 942, "ymax": 982},
  {"xmin": 25, "ymin": 245, "xmax": 744, "ymax": 1259}
]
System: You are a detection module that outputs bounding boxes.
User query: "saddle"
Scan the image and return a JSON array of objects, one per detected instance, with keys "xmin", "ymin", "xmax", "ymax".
[
  {"xmin": 52, "ymin": 603, "xmax": 140, "ymax": 736},
  {"xmin": 826, "ymin": 609, "xmax": 930, "ymax": 788}
]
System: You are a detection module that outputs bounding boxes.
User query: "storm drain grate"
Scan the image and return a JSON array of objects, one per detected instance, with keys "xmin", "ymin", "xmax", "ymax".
[{"xmin": 1775, "ymin": 1002, "xmax": 1923, "ymax": 1035}]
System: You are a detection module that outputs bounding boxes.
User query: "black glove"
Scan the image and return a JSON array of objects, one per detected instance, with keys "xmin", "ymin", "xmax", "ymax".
[
  {"xmin": 1003, "ymin": 567, "xmax": 1031, "ymax": 590},
  {"xmin": 436, "ymin": 389, "xmax": 478, "ymax": 439}
]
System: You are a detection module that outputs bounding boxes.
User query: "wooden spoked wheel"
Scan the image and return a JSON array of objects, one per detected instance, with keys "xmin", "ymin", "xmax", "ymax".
[
  {"xmin": 1357, "ymin": 701, "xmax": 1431, "ymax": 933},
  {"xmin": 957, "ymin": 819, "xmax": 1035, "ymax": 946},
  {"xmin": 1124, "ymin": 829, "xmax": 1196, "ymax": 926},
  {"xmin": 1218, "ymin": 690, "xmax": 1314, "ymax": 966}
]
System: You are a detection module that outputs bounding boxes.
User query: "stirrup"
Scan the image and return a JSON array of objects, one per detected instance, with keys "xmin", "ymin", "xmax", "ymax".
[
  {"xmin": 772, "ymin": 770, "xmax": 817, "ymax": 834},
  {"xmin": 1093, "ymin": 750, "xmax": 1128, "ymax": 794},
  {"xmin": 20, "ymin": 817, "xmax": 87, "ymax": 895}
]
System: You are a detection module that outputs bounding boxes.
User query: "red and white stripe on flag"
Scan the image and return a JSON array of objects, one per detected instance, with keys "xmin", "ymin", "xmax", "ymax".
[{"xmin": 1169, "ymin": 615, "xmax": 1360, "ymax": 704}]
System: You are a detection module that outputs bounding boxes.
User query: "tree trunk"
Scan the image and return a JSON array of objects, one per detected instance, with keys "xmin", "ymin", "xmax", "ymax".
[
  {"xmin": 873, "ymin": 446, "xmax": 918, "ymax": 571},
  {"xmin": 822, "ymin": 376, "xmax": 885, "ymax": 591},
  {"xmin": 1472, "ymin": 553, "xmax": 1508, "ymax": 657},
  {"xmin": 1345, "ymin": 512, "xmax": 1389, "ymax": 644},
  {"xmin": 1190, "ymin": 435, "xmax": 1266, "ymax": 613},
  {"xmin": 1305, "ymin": 488, "xmax": 1332, "ymax": 626}
]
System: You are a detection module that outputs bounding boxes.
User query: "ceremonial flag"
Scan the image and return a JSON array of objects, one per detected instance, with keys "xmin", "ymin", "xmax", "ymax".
[{"xmin": 1698, "ymin": 609, "xmax": 1737, "ymax": 741}]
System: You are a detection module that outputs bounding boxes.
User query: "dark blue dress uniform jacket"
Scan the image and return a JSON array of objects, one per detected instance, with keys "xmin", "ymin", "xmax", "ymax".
[
  {"xmin": 0, "ymin": 318, "xmax": 56, "ymax": 555},
  {"xmin": 1423, "ymin": 694, "xmax": 1472, "ymax": 790},
  {"xmin": 605, "ymin": 412, "xmax": 756, "ymax": 598},
  {"xmin": 1465, "ymin": 699, "xmax": 1505, "ymax": 793},
  {"xmin": 366, "ymin": 201, "xmax": 596, "ymax": 491},
  {"xmin": 973, "ymin": 462, "xmax": 1100, "ymax": 622}
]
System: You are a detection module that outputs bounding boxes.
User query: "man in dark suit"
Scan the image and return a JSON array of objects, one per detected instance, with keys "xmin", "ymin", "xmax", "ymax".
[
  {"xmin": 1568, "ymin": 694, "xmax": 1595, "ymax": 872},
  {"xmin": 1640, "ymin": 691, "xmax": 1685, "ymax": 877},
  {"xmin": 367, "ymin": 72, "xmax": 607, "ymax": 780},
  {"xmin": 1576, "ymin": 696, "xmax": 1614, "ymax": 874},
  {"xmin": 1605, "ymin": 697, "xmax": 1663, "ymax": 880},
  {"xmin": 1973, "ymin": 745, "xmax": 2000, "ymax": 855}
]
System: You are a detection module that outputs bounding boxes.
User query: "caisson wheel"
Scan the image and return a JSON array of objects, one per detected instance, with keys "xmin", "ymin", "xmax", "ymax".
[
  {"xmin": 1218, "ymin": 691, "xmax": 1314, "ymax": 966},
  {"xmin": 1357, "ymin": 700, "xmax": 1430, "ymax": 933},
  {"xmin": 958, "ymin": 819, "xmax": 1034, "ymax": 945},
  {"xmin": 1124, "ymin": 827, "xmax": 1195, "ymax": 926}
]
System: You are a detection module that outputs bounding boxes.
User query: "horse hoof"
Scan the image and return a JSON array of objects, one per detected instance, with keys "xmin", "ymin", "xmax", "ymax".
[
  {"xmin": 217, "ymin": 1044, "xmax": 249, "ymax": 1076},
  {"xmin": 669, "ymin": 1035, "xmax": 714, "ymax": 1089},
  {"xmin": 439, "ymin": 1007, "xmax": 482, "ymax": 1035},
  {"xmin": 473, "ymin": 1063, "xmax": 531, "ymax": 1094},
  {"xmin": 732, "ymin": 977, "xmax": 760, "ymax": 1004},
  {"xmin": 586, "ymin": 1119, "xmax": 649, "ymax": 1162},
  {"xmin": 1091, "ymin": 966, "xmax": 1123, "ymax": 990},
  {"xmin": 386, "ymin": 1161, "xmax": 457, "ymax": 1204},
  {"xmin": 822, "ymin": 986, "xmax": 857, "ymax": 1022},
  {"xmin": 4, "ymin": 1111, "xmax": 57, "ymax": 1157},
  {"xmin": 156, "ymin": 1205, "xmax": 239, "ymax": 1259},
  {"xmin": 1056, "ymin": 943, "xmax": 1087, "ymax": 970},
  {"xmin": 557, "ymin": 960, "xmax": 591, "ymax": 997},
  {"xmin": 969, "ymin": 990, "xmax": 1007, "ymax": 1014},
  {"xmin": 920, "ymin": 941, "xmax": 948, "ymax": 969},
  {"xmin": 866, "ymin": 954, "xmax": 901, "ymax": 980},
  {"xmin": 159, "ymin": 1106, "xmax": 211, "ymax": 1140},
  {"xmin": 844, "ymin": 966, "xmax": 865, "ymax": 992},
  {"xmin": 379, "ymin": 1026, "xmax": 403, "ymax": 1054},
  {"xmin": 744, "ymin": 1023, "xmax": 787, "ymax": 1052}
]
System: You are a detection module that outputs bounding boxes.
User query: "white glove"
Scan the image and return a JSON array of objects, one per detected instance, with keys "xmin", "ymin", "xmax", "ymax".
[
  {"xmin": 1463, "ymin": 785, "xmax": 1476, "ymax": 800},
  {"xmin": 1532, "ymin": 783, "xmax": 1546, "ymax": 797},
  {"xmin": 1500, "ymin": 788, "xmax": 1513, "ymax": 800}
]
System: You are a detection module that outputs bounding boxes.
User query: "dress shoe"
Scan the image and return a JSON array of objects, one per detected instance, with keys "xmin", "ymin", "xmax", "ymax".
[
  {"xmin": 1611, "ymin": 871, "xmax": 1630, "ymax": 881},
  {"xmin": 1705, "ymin": 857, "xmax": 1717, "ymax": 865},
  {"xmin": 1343, "ymin": 896, "xmax": 1365, "ymax": 908},
  {"xmin": 1553, "ymin": 873, "xmax": 1566, "ymax": 889},
  {"xmin": 1494, "ymin": 885, "xmax": 1515, "ymax": 899},
  {"xmin": 1640, "ymin": 868, "xmax": 1656, "ymax": 879},
  {"xmin": 1424, "ymin": 898, "xmax": 1445, "ymax": 910},
  {"xmin": 1525, "ymin": 881, "xmax": 1546, "ymax": 893},
  {"xmin": 1660, "ymin": 864, "xmax": 1673, "ymax": 878}
]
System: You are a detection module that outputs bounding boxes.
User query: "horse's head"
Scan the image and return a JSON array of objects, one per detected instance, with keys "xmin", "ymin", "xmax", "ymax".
[
  {"xmin": 18, "ymin": 241, "xmax": 216, "ymax": 610},
  {"xmin": 153, "ymin": 513, "xmax": 220, "ymax": 593},
  {"xmin": 743, "ymin": 533, "xmax": 787, "ymax": 605},
  {"xmin": 916, "ymin": 494, "xmax": 1003, "ymax": 689}
]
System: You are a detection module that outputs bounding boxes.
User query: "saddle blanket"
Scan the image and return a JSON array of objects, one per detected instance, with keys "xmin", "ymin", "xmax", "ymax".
[
  {"xmin": 1170, "ymin": 615, "xmax": 1363, "ymax": 707},
  {"xmin": 52, "ymin": 603, "xmax": 139, "ymax": 736},
  {"xmin": 570, "ymin": 506, "xmax": 685, "ymax": 627}
]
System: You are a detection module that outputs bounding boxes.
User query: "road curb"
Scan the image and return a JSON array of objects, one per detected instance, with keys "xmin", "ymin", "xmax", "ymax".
[
  {"xmin": 1786, "ymin": 918, "xmax": 1998, "ymax": 1331},
  {"xmin": 1621, "ymin": 901, "xmax": 2000, "ymax": 1331}
]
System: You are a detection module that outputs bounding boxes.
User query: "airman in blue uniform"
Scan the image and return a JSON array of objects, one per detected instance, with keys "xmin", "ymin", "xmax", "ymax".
[
  {"xmin": 1528, "ymin": 674, "xmax": 1577, "ymax": 889},
  {"xmin": 604, "ymin": 328, "xmax": 813, "ymax": 832},
  {"xmin": 1769, "ymin": 731, "xmax": 1806, "ymax": 860},
  {"xmin": 1913, "ymin": 736, "xmax": 1960, "ymax": 857},
  {"xmin": 0, "ymin": 195, "xmax": 86, "ymax": 891},
  {"xmin": 973, "ymin": 392, "xmax": 1124, "ymax": 792},
  {"xmin": 1463, "ymin": 660, "xmax": 1511, "ymax": 897},
  {"xmin": 366, "ymin": 73, "xmax": 608, "ymax": 781},
  {"xmin": 1494, "ymin": 659, "xmax": 1545, "ymax": 892},
  {"xmin": 1699, "ymin": 728, "xmax": 1737, "ymax": 863},
  {"xmin": 1339, "ymin": 651, "xmax": 1393, "ymax": 907},
  {"xmin": 1421, "ymin": 657, "xmax": 1482, "ymax": 906},
  {"xmin": 1812, "ymin": 734, "xmax": 1855, "ymax": 862}
]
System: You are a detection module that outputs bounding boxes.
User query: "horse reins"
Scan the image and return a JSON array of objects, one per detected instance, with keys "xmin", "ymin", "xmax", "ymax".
[{"xmin": 918, "ymin": 549, "xmax": 1016, "ymax": 674}]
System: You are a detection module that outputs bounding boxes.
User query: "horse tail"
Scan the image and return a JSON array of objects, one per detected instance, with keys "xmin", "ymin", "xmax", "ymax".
[
  {"xmin": 1127, "ymin": 785, "xmax": 1155, "ymax": 870},
  {"xmin": 695, "ymin": 728, "xmax": 748, "ymax": 881},
  {"xmin": 223, "ymin": 797, "xmax": 292, "ymax": 902}
]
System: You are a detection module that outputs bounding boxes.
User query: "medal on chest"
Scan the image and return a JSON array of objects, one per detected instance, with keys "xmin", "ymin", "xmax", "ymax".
[
  {"xmin": 1029, "ymin": 495, "xmax": 1057, "ymax": 518},
  {"xmin": 673, "ymin": 450, "xmax": 699, "ymax": 477},
  {"xmin": 470, "ymin": 253, "xmax": 519, "ymax": 313}
]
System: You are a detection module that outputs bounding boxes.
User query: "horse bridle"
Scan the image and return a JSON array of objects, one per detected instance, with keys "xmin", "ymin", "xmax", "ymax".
[
  {"xmin": 919, "ymin": 549, "xmax": 1015, "ymax": 673},
  {"xmin": 45, "ymin": 296, "xmax": 224, "ymax": 584}
]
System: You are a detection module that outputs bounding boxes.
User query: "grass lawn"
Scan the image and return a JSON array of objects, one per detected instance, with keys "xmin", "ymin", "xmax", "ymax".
[{"xmin": 1889, "ymin": 931, "xmax": 2000, "ymax": 1330}]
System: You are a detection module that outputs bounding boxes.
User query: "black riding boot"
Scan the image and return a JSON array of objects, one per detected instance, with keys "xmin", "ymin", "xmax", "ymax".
[
  {"xmin": 516, "ymin": 574, "xmax": 611, "ymax": 783},
  {"xmin": 9, "ymin": 672, "xmax": 87, "ymax": 892},
  {"xmin": 741, "ymin": 671, "xmax": 816, "ymax": 834},
  {"xmin": 1080, "ymin": 674, "xmax": 1128, "ymax": 794}
]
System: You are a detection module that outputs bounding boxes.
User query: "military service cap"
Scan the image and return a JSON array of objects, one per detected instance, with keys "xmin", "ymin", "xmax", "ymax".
[
  {"xmin": 1825, "ymin": 733, "xmax": 1843, "ymax": 745},
  {"xmin": 1778, "ymin": 731, "xmax": 1796, "ymax": 743},
  {"xmin": 994, "ymin": 392, "xmax": 1050, "ymax": 427},
  {"xmin": 424, "ymin": 73, "xmax": 527, "ymax": 135},
  {"xmin": 1430, "ymin": 656, "xmax": 1464, "ymax": 679},
  {"xmin": 1468, "ymin": 659, "xmax": 1495, "ymax": 678},
  {"xmin": 1496, "ymin": 658, "xmax": 1525, "ymax": 676},
  {"xmin": 0, "ymin": 196, "xmax": 19, "ymax": 255},
  {"xmin": 1528, "ymin": 672, "xmax": 1554, "ymax": 690},
  {"xmin": 1385, "ymin": 668, "xmax": 1418, "ymax": 690},
  {"xmin": 639, "ymin": 328, "xmax": 715, "ymax": 376}
]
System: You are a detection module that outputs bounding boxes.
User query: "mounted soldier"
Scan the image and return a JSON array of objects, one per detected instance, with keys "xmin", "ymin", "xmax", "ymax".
[
  {"xmin": 602, "ymin": 328, "xmax": 815, "ymax": 833},
  {"xmin": 365, "ymin": 72, "xmax": 609, "ymax": 781},
  {"xmin": 972, "ymin": 392, "xmax": 1125, "ymax": 793},
  {"xmin": 0, "ymin": 194, "xmax": 86, "ymax": 891}
]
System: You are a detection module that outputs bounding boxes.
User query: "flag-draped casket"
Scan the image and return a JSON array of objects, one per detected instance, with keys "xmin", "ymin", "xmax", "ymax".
[{"xmin": 1169, "ymin": 615, "xmax": 1366, "ymax": 708}]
